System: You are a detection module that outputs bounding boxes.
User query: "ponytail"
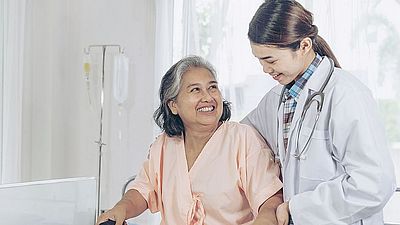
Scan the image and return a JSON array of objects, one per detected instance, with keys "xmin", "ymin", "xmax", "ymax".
[{"xmin": 314, "ymin": 35, "xmax": 341, "ymax": 68}]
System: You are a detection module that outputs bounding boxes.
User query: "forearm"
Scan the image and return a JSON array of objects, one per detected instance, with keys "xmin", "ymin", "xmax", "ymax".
[
  {"xmin": 96, "ymin": 189, "xmax": 148, "ymax": 225},
  {"xmin": 116, "ymin": 189, "xmax": 148, "ymax": 219},
  {"xmin": 253, "ymin": 190, "xmax": 283, "ymax": 225}
]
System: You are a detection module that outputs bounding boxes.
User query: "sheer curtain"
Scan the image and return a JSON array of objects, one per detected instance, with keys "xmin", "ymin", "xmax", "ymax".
[
  {"xmin": 153, "ymin": 0, "xmax": 174, "ymax": 119},
  {"xmin": 168, "ymin": 0, "xmax": 400, "ymax": 183},
  {"xmin": 0, "ymin": 0, "xmax": 25, "ymax": 184}
]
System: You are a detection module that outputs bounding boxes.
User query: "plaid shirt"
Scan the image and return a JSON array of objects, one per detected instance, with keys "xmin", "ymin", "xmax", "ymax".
[{"xmin": 282, "ymin": 54, "xmax": 322, "ymax": 150}]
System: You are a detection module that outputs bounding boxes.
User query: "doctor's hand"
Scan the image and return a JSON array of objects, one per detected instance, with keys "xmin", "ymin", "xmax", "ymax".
[
  {"xmin": 96, "ymin": 204, "xmax": 127, "ymax": 225},
  {"xmin": 276, "ymin": 201, "xmax": 289, "ymax": 225}
]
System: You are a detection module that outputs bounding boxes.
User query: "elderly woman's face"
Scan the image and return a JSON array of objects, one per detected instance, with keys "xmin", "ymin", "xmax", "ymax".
[{"xmin": 168, "ymin": 67, "xmax": 223, "ymax": 130}]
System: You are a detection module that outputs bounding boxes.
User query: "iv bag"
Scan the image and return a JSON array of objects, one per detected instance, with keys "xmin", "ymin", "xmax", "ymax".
[
  {"xmin": 83, "ymin": 53, "xmax": 92, "ymax": 105},
  {"xmin": 83, "ymin": 54, "xmax": 91, "ymax": 76},
  {"xmin": 113, "ymin": 54, "xmax": 129, "ymax": 104}
]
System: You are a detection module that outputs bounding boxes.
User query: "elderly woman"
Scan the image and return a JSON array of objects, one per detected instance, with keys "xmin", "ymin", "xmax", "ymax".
[{"xmin": 96, "ymin": 55, "xmax": 282, "ymax": 225}]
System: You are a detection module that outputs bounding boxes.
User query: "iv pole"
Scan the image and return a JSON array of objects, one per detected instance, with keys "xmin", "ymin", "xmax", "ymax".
[{"xmin": 84, "ymin": 44, "xmax": 124, "ymax": 218}]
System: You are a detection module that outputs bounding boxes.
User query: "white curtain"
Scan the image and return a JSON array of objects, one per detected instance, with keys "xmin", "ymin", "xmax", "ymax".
[
  {"xmin": 168, "ymin": 0, "xmax": 400, "ymax": 179},
  {"xmin": 153, "ymin": 0, "xmax": 174, "ymax": 118},
  {"xmin": 0, "ymin": 0, "xmax": 25, "ymax": 184}
]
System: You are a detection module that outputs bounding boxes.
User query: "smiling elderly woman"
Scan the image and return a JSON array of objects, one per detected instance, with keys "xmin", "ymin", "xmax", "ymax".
[{"xmin": 96, "ymin": 55, "xmax": 283, "ymax": 225}]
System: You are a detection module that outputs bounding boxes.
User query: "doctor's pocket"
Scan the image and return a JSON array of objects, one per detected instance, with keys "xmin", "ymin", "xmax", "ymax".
[{"xmin": 297, "ymin": 126, "xmax": 336, "ymax": 192}]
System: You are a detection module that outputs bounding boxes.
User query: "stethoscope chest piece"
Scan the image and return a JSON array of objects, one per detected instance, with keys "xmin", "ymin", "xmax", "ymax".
[{"xmin": 292, "ymin": 152, "xmax": 307, "ymax": 160}]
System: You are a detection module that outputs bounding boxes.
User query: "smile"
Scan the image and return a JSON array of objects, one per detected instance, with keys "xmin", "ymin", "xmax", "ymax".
[
  {"xmin": 272, "ymin": 73, "xmax": 283, "ymax": 80},
  {"xmin": 272, "ymin": 73, "xmax": 281, "ymax": 78},
  {"xmin": 197, "ymin": 106, "xmax": 215, "ymax": 112}
]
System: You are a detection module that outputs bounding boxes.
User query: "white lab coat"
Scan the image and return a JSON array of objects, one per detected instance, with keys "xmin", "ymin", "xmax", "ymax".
[{"xmin": 242, "ymin": 57, "xmax": 396, "ymax": 225}]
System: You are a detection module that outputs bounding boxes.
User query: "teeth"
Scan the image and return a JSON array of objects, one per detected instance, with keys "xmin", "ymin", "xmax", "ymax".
[{"xmin": 198, "ymin": 106, "xmax": 214, "ymax": 112}]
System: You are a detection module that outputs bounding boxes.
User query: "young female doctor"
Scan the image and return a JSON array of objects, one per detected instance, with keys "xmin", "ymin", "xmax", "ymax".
[{"xmin": 242, "ymin": 1, "xmax": 396, "ymax": 225}]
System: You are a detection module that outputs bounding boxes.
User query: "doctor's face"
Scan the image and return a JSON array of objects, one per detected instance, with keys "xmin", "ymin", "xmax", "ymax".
[
  {"xmin": 250, "ymin": 43, "xmax": 308, "ymax": 85},
  {"xmin": 168, "ymin": 67, "xmax": 223, "ymax": 130}
]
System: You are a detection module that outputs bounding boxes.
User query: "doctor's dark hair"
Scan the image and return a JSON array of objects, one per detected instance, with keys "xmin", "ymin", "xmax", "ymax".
[
  {"xmin": 248, "ymin": 0, "xmax": 341, "ymax": 68},
  {"xmin": 153, "ymin": 55, "xmax": 231, "ymax": 137}
]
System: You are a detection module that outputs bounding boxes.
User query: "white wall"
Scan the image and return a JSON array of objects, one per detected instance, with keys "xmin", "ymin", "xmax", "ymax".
[{"xmin": 21, "ymin": 0, "xmax": 156, "ymax": 212}]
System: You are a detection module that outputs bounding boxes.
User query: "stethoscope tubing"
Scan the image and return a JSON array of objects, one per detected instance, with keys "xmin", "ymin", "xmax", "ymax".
[{"xmin": 276, "ymin": 57, "xmax": 335, "ymax": 160}]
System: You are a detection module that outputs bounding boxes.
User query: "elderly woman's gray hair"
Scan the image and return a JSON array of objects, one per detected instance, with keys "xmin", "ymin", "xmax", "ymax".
[{"xmin": 153, "ymin": 55, "xmax": 231, "ymax": 137}]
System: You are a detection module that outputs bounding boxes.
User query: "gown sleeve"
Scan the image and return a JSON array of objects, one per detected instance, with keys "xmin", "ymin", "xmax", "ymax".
[
  {"xmin": 239, "ymin": 125, "xmax": 283, "ymax": 215},
  {"xmin": 130, "ymin": 134, "xmax": 165, "ymax": 213}
]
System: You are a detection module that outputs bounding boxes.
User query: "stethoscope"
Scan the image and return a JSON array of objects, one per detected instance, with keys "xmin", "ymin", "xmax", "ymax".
[{"xmin": 277, "ymin": 57, "xmax": 334, "ymax": 160}]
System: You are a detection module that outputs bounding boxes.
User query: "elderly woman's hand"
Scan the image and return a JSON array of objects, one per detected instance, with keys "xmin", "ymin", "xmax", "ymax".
[
  {"xmin": 96, "ymin": 204, "xmax": 127, "ymax": 225},
  {"xmin": 276, "ymin": 201, "xmax": 289, "ymax": 225}
]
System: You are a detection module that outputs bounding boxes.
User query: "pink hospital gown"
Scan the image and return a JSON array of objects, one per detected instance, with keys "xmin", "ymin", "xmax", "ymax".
[{"xmin": 131, "ymin": 121, "xmax": 282, "ymax": 225}]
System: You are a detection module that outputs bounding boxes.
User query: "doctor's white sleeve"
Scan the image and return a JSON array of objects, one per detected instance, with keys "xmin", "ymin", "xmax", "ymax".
[
  {"xmin": 289, "ymin": 87, "xmax": 397, "ymax": 225},
  {"xmin": 241, "ymin": 90, "xmax": 280, "ymax": 154}
]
